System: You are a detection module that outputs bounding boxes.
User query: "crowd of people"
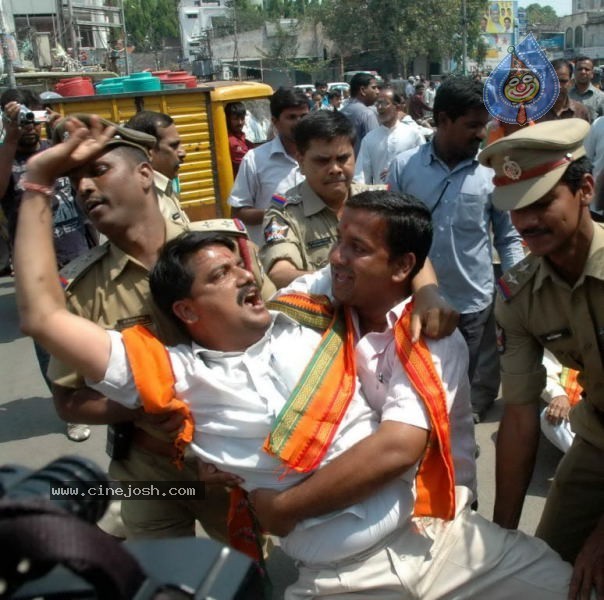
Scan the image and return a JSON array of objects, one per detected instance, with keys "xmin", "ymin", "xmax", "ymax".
[{"xmin": 2, "ymin": 55, "xmax": 604, "ymax": 599}]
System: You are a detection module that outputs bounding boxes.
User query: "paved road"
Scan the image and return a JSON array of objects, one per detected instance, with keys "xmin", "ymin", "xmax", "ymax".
[{"xmin": 0, "ymin": 273, "xmax": 564, "ymax": 596}]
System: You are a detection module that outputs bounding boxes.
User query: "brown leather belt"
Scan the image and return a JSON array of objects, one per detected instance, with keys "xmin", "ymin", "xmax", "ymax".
[{"xmin": 132, "ymin": 427, "xmax": 178, "ymax": 459}]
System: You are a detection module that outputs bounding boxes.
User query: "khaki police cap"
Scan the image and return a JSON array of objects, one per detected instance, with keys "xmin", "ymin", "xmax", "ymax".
[
  {"xmin": 479, "ymin": 118, "xmax": 590, "ymax": 211},
  {"xmin": 52, "ymin": 113, "xmax": 156, "ymax": 156}
]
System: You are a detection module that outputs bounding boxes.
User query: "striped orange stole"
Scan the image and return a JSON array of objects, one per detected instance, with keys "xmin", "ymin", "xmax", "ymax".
[
  {"xmin": 560, "ymin": 366, "xmax": 583, "ymax": 406},
  {"xmin": 393, "ymin": 302, "xmax": 455, "ymax": 520},
  {"xmin": 121, "ymin": 324, "xmax": 194, "ymax": 469},
  {"xmin": 263, "ymin": 294, "xmax": 357, "ymax": 473},
  {"xmin": 120, "ymin": 325, "xmax": 265, "ymax": 567},
  {"xmin": 267, "ymin": 294, "xmax": 456, "ymax": 520}
]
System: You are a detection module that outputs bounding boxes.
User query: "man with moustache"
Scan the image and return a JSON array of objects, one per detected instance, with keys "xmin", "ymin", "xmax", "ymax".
[
  {"xmin": 259, "ymin": 110, "xmax": 361, "ymax": 289},
  {"xmin": 569, "ymin": 56, "xmax": 604, "ymax": 122},
  {"xmin": 540, "ymin": 59, "xmax": 589, "ymax": 123},
  {"xmin": 354, "ymin": 88, "xmax": 424, "ymax": 184},
  {"xmin": 125, "ymin": 110, "xmax": 190, "ymax": 225},
  {"xmin": 47, "ymin": 115, "xmax": 272, "ymax": 540},
  {"xmin": 481, "ymin": 118, "xmax": 604, "ymax": 598}
]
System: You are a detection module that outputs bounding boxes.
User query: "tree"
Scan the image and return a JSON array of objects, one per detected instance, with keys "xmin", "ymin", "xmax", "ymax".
[
  {"xmin": 473, "ymin": 36, "xmax": 488, "ymax": 68},
  {"xmin": 523, "ymin": 3, "xmax": 559, "ymax": 28},
  {"xmin": 257, "ymin": 20, "xmax": 300, "ymax": 64},
  {"xmin": 321, "ymin": 0, "xmax": 487, "ymax": 76},
  {"xmin": 123, "ymin": 0, "xmax": 179, "ymax": 51}
]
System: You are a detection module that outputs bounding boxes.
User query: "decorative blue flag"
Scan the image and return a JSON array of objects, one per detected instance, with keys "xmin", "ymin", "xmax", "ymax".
[{"xmin": 484, "ymin": 33, "xmax": 559, "ymax": 125}]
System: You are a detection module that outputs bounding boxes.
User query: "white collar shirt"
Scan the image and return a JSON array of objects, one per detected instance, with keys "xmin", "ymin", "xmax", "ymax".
[
  {"xmin": 285, "ymin": 267, "xmax": 477, "ymax": 500},
  {"xmin": 354, "ymin": 122, "xmax": 424, "ymax": 184},
  {"xmin": 91, "ymin": 310, "xmax": 409, "ymax": 564},
  {"xmin": 227, "ymin": 136, "xmax": 304, "ymax": 245}
]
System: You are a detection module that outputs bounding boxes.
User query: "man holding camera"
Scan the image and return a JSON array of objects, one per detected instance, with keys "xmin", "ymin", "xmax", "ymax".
[
  {"xmin": 0, "ymin": 89, "xmax": 93, "ymax": 442},
  {"xmin": 0, "ymin": 90, "xmax": 91, "ymax": 270}
]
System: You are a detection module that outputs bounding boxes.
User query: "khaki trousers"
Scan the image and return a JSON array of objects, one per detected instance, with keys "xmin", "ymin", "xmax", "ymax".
[
  {"xmin": 536, "ymin": 435, "xmax": 604, "ymax": 563},
  {"xmin": 109, "ymin": 446, "xmax": 230, "ymax": 542},
  {"xmin": 286, "ymin": 508, "xmax": 574, "ymax": 599}
]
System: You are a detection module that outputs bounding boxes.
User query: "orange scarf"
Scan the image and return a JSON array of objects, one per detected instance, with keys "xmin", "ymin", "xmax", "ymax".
[
  {"xmin": 264, "ymin": 294, "xmax": 357, "ymax": 473},
  {"xmin": 120, "ymin": 325, "xmax": 265, "ymax": 567},
  {"xmin": 121, "ymin": 325, "xmax": 194, "ymax": 469},
  {"xmin": 268, "ymin": 294, "xmax": 456, "ymax": 520},
  {"xmin": 394, "ymin": 302, "xmax": 455, "ymax": 520},
  {"xmin": 560, "ymin": 366, "xmax": 583, "ymax": 406}
]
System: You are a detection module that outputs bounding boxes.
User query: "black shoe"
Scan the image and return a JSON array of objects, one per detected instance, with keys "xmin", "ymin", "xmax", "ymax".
[{"xmin": 474, "ymin": 443, "xmax": 481, "ymax": 459}]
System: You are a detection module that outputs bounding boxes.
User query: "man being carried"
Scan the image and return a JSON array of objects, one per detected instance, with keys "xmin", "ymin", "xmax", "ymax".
[
  {"xmin": 15, "ymin": 123, "xmax": 577, "ymax": 598},
  {"xmin": 47, "ymin": 115, "xmax": 272, "ymax": 541}
]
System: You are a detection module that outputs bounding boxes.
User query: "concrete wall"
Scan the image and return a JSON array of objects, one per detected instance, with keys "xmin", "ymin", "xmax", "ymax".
[{"xmin": 210, "ymin": 20, "xmax": 326, "ymax": 62}]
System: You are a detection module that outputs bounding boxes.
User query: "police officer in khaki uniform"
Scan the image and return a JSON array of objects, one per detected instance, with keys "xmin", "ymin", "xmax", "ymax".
[
  {"xmin": 48, "ymin": 115, "xmax": 273, "ymax": 540},
  {"xmin": 480, "ymin": 118, "xmax": 604, "ymax": 596},
  {"xmin": 260, "ymin": 110, "xmax": 385, "ymax": 289},
  {"xmin": 125, "ymin": 110, "xmax": 191, "ymax": 226}
]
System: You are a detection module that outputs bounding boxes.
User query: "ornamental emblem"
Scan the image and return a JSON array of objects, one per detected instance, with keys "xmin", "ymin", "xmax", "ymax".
[
  {"xmin": 264, "ymin": 218, "xmax": 289, "ymax": 243},
  {"xmin": 484, "ymin": 33, "xmax": 558, "ymax": 125},
  {"xmin": 502, "ymin": 155, "xmax": 522, "ymax": 180}
]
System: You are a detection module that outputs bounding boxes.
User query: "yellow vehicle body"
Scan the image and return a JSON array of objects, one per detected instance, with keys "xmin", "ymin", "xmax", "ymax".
[{"xmin": 47, "ymin": 81, "xmax": 273, "ymax": 220}]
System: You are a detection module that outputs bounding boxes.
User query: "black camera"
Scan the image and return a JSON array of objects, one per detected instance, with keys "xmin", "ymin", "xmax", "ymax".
[{"xmin": 0, "ymin": 457, "xmax": 262, "ymax": 599}]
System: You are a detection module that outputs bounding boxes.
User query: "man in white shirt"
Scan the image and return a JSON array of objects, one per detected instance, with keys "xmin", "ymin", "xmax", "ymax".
[
  {"xmin": 227, "ymin": 88, "xmax": 309, "ymax": 244},
  {"xmin": 354, "ymin": 88, "xmax": 424, "ymax": 184},
  {"xmin": 14, "ymin": 123, "xmax": 576, "ymax": 599},
  {"xmin": 249, "ymin": 192, "xmax": 578, "ymax": 599}
]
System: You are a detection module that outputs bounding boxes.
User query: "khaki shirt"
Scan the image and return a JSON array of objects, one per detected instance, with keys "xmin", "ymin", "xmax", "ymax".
[
  {"xmin": 49, "ymin": 218, "xmax": 274, "ymax": 389},
  {"xmin": 260, "ymin": 181, "xmax": 386, "ymax": 274},
  {"xmin": 154, "ymin": 170, "xmax": 190, "ymax": 226},
  {"xmin": 495, "ymin": 222, "xmax": 604, "ymax": 449}
]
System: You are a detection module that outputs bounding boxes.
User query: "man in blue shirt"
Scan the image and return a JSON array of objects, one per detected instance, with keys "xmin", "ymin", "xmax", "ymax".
[
  {"xmin": 388, "ymin": 76, "xmax": 524, "ymax": 420},
  {"xmin": 340, "ymin": 72, "xmax": 379, "ymax": 156}
]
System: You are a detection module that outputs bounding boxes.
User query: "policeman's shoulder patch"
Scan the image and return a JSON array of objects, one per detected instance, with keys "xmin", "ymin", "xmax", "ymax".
[
  {"xmin": 495, "ymin": 254, "xmax": 539, "ymax": 302},
  {"xmin": 270, "ymin": 192, "xmax": 300, "ymax": 210},
  {"xmin": 188, "ymin": 218, "xmax": 249, "ymax": 238},
  {"xmin": 264, "ymin": 218, "xmax": 289, "ymax": 244},
  {"xmin": 59, "ymin": 242, "xmax": 110, "ymax": 290}
]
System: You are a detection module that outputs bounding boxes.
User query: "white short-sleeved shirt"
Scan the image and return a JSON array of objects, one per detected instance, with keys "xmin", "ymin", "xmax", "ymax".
[
  {"xmin": 227, "ymin": 136, "xmax": 304, "ymax": 245},
  {"xmin": 90, "ymin": 311, "xmax": 417, "ymax": 564},
  {"xmin": 284, "ymin": 268, "xmax": 477, "ymax": 499},
  {"xmin": 354, "ymin": 122, "xmax": 424, "ymax": 184}
]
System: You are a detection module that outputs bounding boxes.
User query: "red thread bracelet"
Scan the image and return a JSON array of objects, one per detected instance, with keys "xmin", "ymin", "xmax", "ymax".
[{"xmin": 17, "ymin": 180, "xmax": 54, "ymax": 198}]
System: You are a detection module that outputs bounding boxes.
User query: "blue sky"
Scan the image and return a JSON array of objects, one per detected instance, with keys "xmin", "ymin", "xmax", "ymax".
[{"xmin": 528, "ymin": 0, "xmax": 573, "ymax": 16}]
